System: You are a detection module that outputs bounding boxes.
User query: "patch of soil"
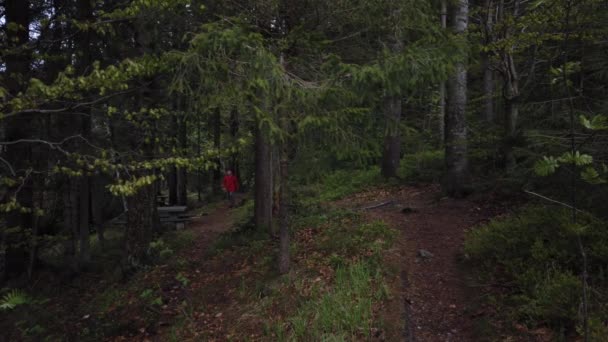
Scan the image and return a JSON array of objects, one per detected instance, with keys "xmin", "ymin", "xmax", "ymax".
[{"xmin": 340, "ymin": 184, "xmax": 508, "ymax": 341}]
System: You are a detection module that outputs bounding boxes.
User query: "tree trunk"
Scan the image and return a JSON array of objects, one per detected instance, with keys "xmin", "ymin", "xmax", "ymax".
[
  {"xmin": 381, "ymin": 96, "xmax": 403, "ymax": 178},
  {"xmin": 78, "ymin": 177, "xmax": 91, "ymax": 265},
  {"xmin": 168, "ymin": 114, "xmax": 179, "ymax": 205},
  {"xmin": 4, "ymin": 0, "xmax": 34, "ymax": 244},
  {"xmin": 278, "ymin": 140, "xmax": 290, "ymax": 274},
  {"xmin": 504, "ymin": 96, "xmax": 519, "ymax": 171},
  {"xmin": 482, "ymin": 0, "xmax": 495, "ymax": 123},
  {"xmin": 64, "ymin": 179, "xmax": 80, "ymax": 268},
  {"xmin": 177, "ymin": 118, "xmax": 188, "ymax": 206},
  {"xmin": 197, "ymin": 113, "xmax": 202, "ymax": 202},
  {"xmin": 500, "ymin": 0, "xmax": 521, "ymax": 171},
  {"xmin": 439, "ymin": 0, "xmax": 448, "ymax": 144},
  {"xmin": 177, "ymin": 168, "xmax": 188, "ymax": 206},
  {"xmin": 483, "ymin": 54, "xmax": 495, "ymax": 123},
  {"xmin": 91, "ymin": 176, "xmax": 106, "ymax": 249},
  {"xmin": 125, "ymin": 185, "xmax": 155, "ymax": 269},
  {"xmin": 212, "ymin": 108, "xmax": 222, "ymax": 195},
  {"xmin": 443, "ymin": 0, "xmax": 472, "ymax": 198},
  {"xmin": 230, "ymin": 108, "xmax": 241, "ymax": 181},
  {"xmin": 168, "ymin": 167, "xmax": 178, "ymax": 205},
  {"xmin": 254, "ymin": 122, "xmax": 273, "ymax": 234}
]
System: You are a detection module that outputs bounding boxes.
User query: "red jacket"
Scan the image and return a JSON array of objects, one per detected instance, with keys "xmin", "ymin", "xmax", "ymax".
[{"xmin": 222, "ymin": 174, "xmax": 238, "ymax": 192}]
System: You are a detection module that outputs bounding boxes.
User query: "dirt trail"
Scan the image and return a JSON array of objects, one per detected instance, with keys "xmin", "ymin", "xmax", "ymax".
[
  {"xmin": 189, "ymin": 203, "xmax": 235, "ymax": 245},
  {"xmin": 341, "ymin": 185, "xmax": 501, "ymax": 342}
]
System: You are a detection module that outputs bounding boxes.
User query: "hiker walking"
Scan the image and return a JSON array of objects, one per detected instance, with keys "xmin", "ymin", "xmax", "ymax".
[{"xmin": 222, "ymin": 170, "xmax": 239, "ymax": 208}]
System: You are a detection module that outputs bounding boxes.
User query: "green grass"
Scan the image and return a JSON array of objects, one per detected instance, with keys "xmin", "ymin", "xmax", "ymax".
[{"xmin": 296, "ymin": 262, "xmax": 375, "ymax": 340}]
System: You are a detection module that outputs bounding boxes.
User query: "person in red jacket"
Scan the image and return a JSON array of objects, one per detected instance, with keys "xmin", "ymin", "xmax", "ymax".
[{"xmin": 222, "ymin": 170, "xmax": 239, "ymax": 207}]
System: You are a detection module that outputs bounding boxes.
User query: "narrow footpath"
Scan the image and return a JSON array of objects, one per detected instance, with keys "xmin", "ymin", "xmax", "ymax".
[{"xmin": 342, "ymin": 184, "xmax": 503, "ymax": 341}]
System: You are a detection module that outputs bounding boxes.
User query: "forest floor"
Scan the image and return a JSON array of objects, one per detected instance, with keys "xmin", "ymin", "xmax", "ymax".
[
  {"xmin": 4, "ymin": 185, "xmax": 520, "ymax": 341},
  {"xmin": 335, "ymin": 184, "xmax": 510, "ymax": 341}
]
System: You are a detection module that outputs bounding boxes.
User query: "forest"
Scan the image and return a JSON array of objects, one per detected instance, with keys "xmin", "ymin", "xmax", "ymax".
[{"xmin": 1, "ymin": 0, "xmax": 607, "ymax": 340}]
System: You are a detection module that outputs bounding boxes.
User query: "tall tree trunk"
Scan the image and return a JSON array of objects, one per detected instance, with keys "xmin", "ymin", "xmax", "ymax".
[
  {"xmin": 168, "ymin": 114, "xmax": 179, "ymax": 205},
  {"xmin": 122, "ymin": 10, "xmax": 159, "ymax": 269},
  {"xmin": 91, "ymin": 176, "xmax": 105, "ymax": 249},
  {"xmin": 439, "ymin": 0, "xmax": 448, "ymax": 144},
  {"xmin": 64, "ymin": 179, "xmax": 80, "ymax": 268},
  {"xmin": 125, "ymin": 186, "xmax": 155, "ymax": 269},
  {"xmin": 197, "ymin": 113, "xmax": 202, "ymax": 202},
  {"xmin": 482, "ymin": 0, "xmax": 495, "ymax": 123},
  {"xmin": 278, "ymin": 135, "xmax": 290, "ymax": 274},
  {"xmin": 177, "ymin": 118, "xmax": 188, "ymax": 206},
  {"xmin": 381, "ymin": 96, "xmax": 403, "ymax": 178},
  {"xmin": 168, "ymin": 167, "xmax": 178, "ymax": 205},
  {"xmin": 75, "ymin": 0, "xmax": 94, "ymax": 267},
  {"xmin": 504, "ymin": 93, "xmax": 519, "ymax": 171},
  {"xmin": 78, "ymin": 177, "xmax": 91, "ymax": 265},
  {"xmin": 27, "ymin": 193, "xmax": 42, "ymax": 279},
  {"xmin": 443, "ymin": 0, "xmax": 472, "ymax": 198},
  {"xmin": 500, "ymin": 0, "xmax": 521, "ymax": 171},
  {"xmin": 4, "ymin": 0, "xmax": 33, "ymax": 271},
  {"xmin": 212, "ymin": 108, "xmax": 222, "ymax": 195},
  {"xmin": 483, "ymin": 54, "xmax": 495, "ymax": 122},
  {"xmin": 254, "ymin": 122, "xmax": 273, "ymax": 234},
  {"xmin": 230, "ymin": 108, "xmax": 241, "ymax": 181}
]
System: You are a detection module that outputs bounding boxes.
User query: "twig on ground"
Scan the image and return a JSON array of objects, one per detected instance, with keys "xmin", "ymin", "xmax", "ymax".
[{"xmin": 360, "ymin": 200, "xmax": 394, "ymax": 210}]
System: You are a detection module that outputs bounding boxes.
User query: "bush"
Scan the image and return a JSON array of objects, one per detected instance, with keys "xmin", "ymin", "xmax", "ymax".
[
  {"xmin": 317, "ymin": 168, "xmax": 383, "ymax": 202},
  {"xmin": 398, "ymin": 150, "xmax": 444, "ymax": 182},
  {"xmin": 465, "ymin": 206, "xmax": 608, "ymax": 334}
]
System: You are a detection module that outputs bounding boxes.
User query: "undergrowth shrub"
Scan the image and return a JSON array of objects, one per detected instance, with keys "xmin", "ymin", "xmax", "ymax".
[
  {"xmin": 398, "ymin": 150, "xmax": 444, "ymax": 182},
  {"xmin": 313, "ymin": 167, "xmax": 383, "ymax": 202},
  {"xmin": 319, "ymin": 219, "xmax": 395, "ymax": 266},
  {"xmin": 287, "ymin": 262, "xmax": 377, "ymax": 341},
  {"xmin": 465, "ymin": 206, "xmax": 608, "ymax": 336}
]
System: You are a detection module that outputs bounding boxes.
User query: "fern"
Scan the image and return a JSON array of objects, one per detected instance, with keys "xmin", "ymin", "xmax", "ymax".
[{"xmin": 0, "ymin": 289, "xmax": 31, "ymax": 311}]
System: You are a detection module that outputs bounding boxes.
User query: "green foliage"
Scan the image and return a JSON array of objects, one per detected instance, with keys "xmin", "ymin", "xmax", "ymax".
[
  {"xmin": 147, "ymin": 238, "xmax": 174, "ymax": 262},
  {"xmin": 580, "ymin": 114, "xmax": 608, "ymax": 130},
  {"xmin": 399, "ymin": 150, "xmax": 444, "ymax": 182},
  {"xmin": 319, "ymin": 220, "xmax": 395, "ymax": 264},
  {"xmin": 465, "ymin": 206, "xmax": 608, "ymax": 332},
  {"xmin": 140, "ymin": 288, "xmax": 163, "ymax": 306},
  {"xmin": 287, "ymin": 262, "xmax": 377, "ymax": 340},
  {"xmin": 0, "ymin": 289, "xmax": 32, "ymax": 311},
  {"xmin": 316, "ymin": 168, "xmax": 384, "ymax": 202},
  {"xmin": 175, "ymin": 273, "xmax": 190, "ymax": 287}
]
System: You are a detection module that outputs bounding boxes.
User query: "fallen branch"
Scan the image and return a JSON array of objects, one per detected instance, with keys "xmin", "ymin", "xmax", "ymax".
[
  {"xmin": 523, "ymin": 190, "xmax": 585, "ymax": 213},
  {"xmin": 360, "ymin": 200, "xmax": 394, "ymax": 210}
]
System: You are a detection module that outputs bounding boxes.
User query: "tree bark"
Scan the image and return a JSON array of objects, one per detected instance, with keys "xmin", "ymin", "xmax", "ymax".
[
  {"xmin": 75, "ymin": 0, "xmax": 94, "ymax": 267},
  {"xmin": 230, "ymin": 108, "xmax": 241, "ymax": 181},
  {"xmin": 254, "ymin": 122, "xmax": 273, "ymax": 234},
  {"xmin": 439, "ymin": 0, "xmax": 448, "ymax": 144},
  {"xmin": 4, "ymin": 0, "xmax": 34, "ymax": 242},
  {"xmin": 482, "ymin": 0, "xmax": 495, "ymax": 123},
  {"xmin": 125, "ymin": 185, "xmax": 155, "ymax": 269},
  {"xmin": 212, "ymin": 108, "xmax": 222, "ymax": 195},
  {"xmin": 64, "ymin": 179, "xmax": 80, "ymax": 267},
  {"xmin": 381, "ymin": 96, "xmax": 403, "ymax": 178},
  {"xmin": 177, "ymin": 118, "xmax": 188, "ymax": 206},
  {"xmin": 168, "ymin": 166, "xmax": 178, "ymax": 205},
  {"xmin": 499, "ymin": 0, "xmax": 521, "ymax": 171},
  {"xmin": 78, "ymin": 176, "xmax": 91, "ymax": 265},
  {"xmin": 483, "ymin": 54, "xmax": 495, "ymax": 123},
  {"xmin": 443, "ymin": 0, "xmax": 472, "ymax": 198},
  {"xmin": 91, "ymin": 176, "xmax": 105, "ymax": 249},
  {"xmin": 278, "ymin": 138, "xmax": 290, "ymax": 274}
]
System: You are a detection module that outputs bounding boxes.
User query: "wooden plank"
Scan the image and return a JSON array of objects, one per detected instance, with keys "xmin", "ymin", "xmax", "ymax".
[
  {"xmin": 160, "ymin": 218, "xmax": 191, "ymax": 223},
  {"xmin": 157, "ymin": 206, "xmax": 187, "ymax": 212}
]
